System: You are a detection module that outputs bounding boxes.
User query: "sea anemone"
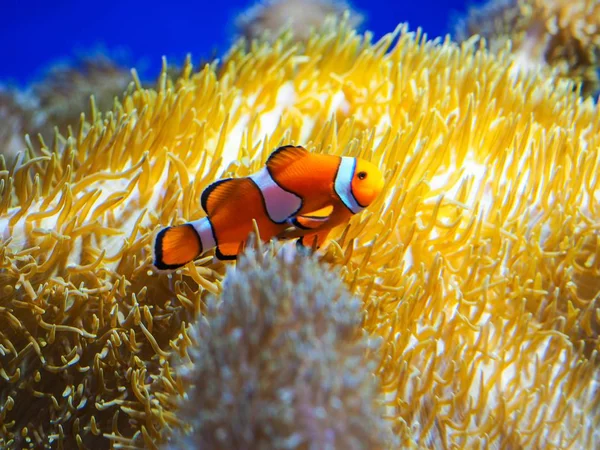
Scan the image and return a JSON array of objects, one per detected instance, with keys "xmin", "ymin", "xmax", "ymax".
[
  {"xmin": 165, "ymin": 237, "xmax": 393, "ymax": 449},
  {"xmin": 1, "ymin": 17, "xmax": 600, "ymax": 448},
  {"xmin": 454, "ymin": 0, "xmax": 600, "ymax": 97},
  {"xmin": 235, "ymin": 0, "xmax": 364, "ymax": 43}
]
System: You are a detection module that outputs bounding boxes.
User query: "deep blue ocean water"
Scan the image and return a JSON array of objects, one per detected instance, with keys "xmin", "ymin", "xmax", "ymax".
[{"xmin": 1, "ymin": 0, "xmax": 473, "ymax": 86}]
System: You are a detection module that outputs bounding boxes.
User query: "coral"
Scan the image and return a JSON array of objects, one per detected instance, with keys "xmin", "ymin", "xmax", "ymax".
[
  {"xmin": 29, "ymin": 55, "xmax": 134, "ymax": 145},
  {"xmin": 164, "ymin": 238, "xmax": 392, "ymax": 449},
  {"xmin": 0, "ymin": 90, "xmax": 28, "ymax": 167},
  {"xmin": 1, "ymin": 16, "xmax": 600, "ymax": 449},
  {"xmin": 0, "ymin": 55, "xmax": 134, "ymax": 173},
  {"xmin": 454, "ymin": 0, "xmax": 600, "ymax": 97},
  {"xmin": 235, "ymin": 0, "xmax": 364, "ymax": 44}
]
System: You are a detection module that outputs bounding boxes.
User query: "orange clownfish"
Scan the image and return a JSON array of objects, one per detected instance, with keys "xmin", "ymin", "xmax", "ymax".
[{"xmin": 152, "ymin": 145, "xmax": 384, "ymax": 271}]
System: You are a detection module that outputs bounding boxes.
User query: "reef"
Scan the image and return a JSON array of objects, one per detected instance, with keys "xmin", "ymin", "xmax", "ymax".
[
  {"xmin": 1, "ymin": 16, "xmax": 600, "ymax": 449},
  {"xmin": 29, "ymin": 56, "xmax": 134, "ymax": 145},
  {"xmin": 236, "ymin": 0, "xmax": 364, "ymax": 43},
  {"xmin": 0, "ymin": 91, "xmax": 29, "ymax": 168},
  {"xmin": 0, "ymin": 56, "xmax": 134, "ymax": 167},
  {"xmin": 454, "ymin": 0, "xmax": 600, "ymax": 97}
]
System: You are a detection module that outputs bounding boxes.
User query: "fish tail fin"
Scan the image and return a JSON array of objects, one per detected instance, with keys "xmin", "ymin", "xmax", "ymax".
[{"xmin": 153, "ymin": 223, "xmax": 203, "ymax": 271}]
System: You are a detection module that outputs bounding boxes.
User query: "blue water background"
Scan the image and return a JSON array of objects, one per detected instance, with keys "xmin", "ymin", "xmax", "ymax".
[{"xmin": 1, "ymin": 0, "xmax": 474, "ymax": 86}]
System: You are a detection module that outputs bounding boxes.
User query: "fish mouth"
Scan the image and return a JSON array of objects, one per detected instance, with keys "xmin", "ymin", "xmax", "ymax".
[{"xmin": 356, "ymin": 188, "xmax": 380, "ymax": 207}]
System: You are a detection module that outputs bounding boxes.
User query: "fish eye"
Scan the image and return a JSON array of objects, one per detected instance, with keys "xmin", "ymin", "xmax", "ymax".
[{"xmin": 357, "ymin": 171, "xmax": 367, "ymax": 180}]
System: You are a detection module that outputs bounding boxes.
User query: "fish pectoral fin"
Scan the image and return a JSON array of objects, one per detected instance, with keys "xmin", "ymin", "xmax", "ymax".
[
  {"xmin": 303, "ymin": 205, "xmax": 334, "ymax": 219},
  {"xmin": 287, "ymin": 205, "xmax": 334, "ymax": 230},
  {"xmin": 276, "ymin": 205, "xmax": 334, "ymax": 240},
  {"xmin": 290, "ymin": 215, "xmax": 327, "ymax": 230}
]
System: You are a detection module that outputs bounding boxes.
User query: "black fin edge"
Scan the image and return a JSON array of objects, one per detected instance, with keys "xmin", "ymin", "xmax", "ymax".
[
  {"xmin": 153, "ymin": 224, "xmax": 202, "ymax": 271},
  {"xmin": 266, "ymin": 145, "xmax": 306, "ymax": 165},
  {"xmin": 291, "ymin": 217, "xmax": 311, "ymax": 230},
  {"xmin": 215, "ymin": 246, "xmax": 239, "ymax": 261},
  {"xmin": 201, "ymin": 178, "xmax": 234, "ymax": 214}
]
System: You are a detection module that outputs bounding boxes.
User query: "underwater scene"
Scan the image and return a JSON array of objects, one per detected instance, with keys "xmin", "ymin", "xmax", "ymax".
[{"xmin": 1, "ymin": 0, "xmax": 600, "ymax": 448}]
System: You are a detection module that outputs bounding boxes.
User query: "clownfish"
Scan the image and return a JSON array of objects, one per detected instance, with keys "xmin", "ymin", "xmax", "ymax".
[{"xmin": 152, "ymin": 145, "xmax": 384, "ymax": 271}]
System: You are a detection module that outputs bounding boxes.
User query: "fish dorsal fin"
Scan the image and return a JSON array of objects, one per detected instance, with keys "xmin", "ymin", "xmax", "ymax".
[
  {"xmin": 201, "ymin": 177, "xmax": 253, "ymax": 216},
  {"xmin": 266, "ymin": 145, "xmax": 309, "ymax": 173}
]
